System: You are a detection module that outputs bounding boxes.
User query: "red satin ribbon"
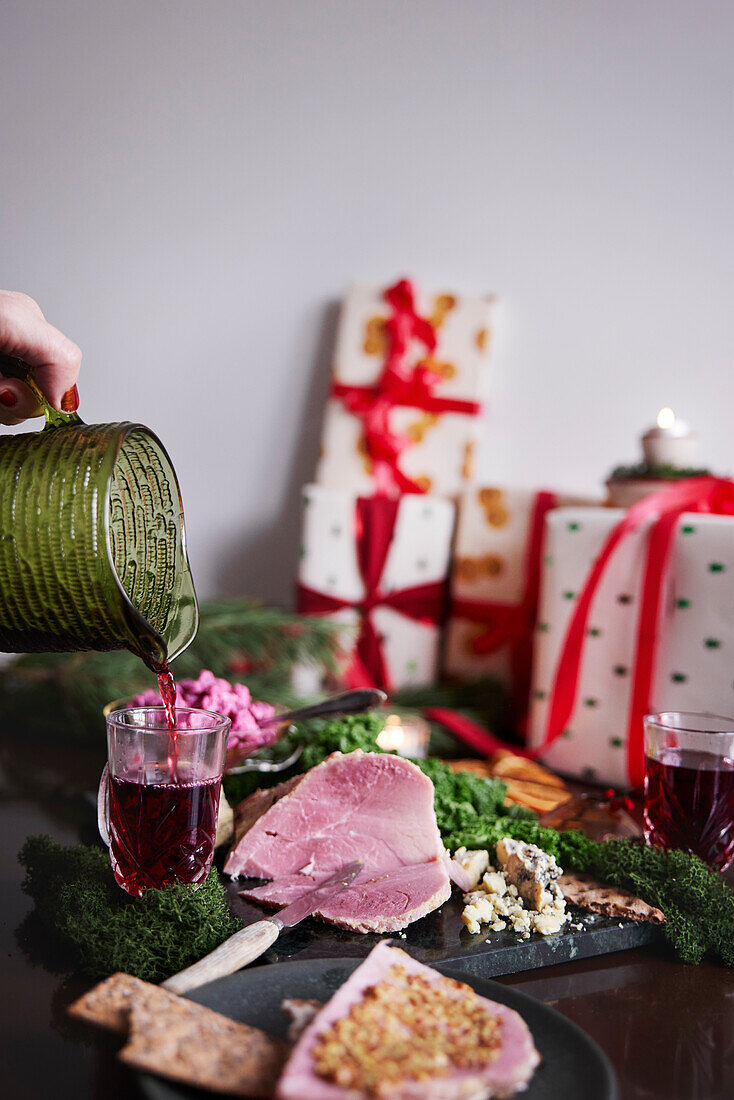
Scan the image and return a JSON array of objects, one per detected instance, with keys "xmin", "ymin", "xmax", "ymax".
[
  {"xmin": 451, "ymin": 491, "xmax": 558, "ymax": 729},
  {"xmin": 541, "ymin": 477, "xmax": 734, "ymax": 787},
  {"xmin": 422, "ymin": 706, "xmax": 519, "ymax": 757},
  {"xmin": 330, "ymin": 278, "xmax": 481, "ymax": 495},
  {"xmin": 297, "ymin": 494, "xmax": 447, "ymax": 691}
]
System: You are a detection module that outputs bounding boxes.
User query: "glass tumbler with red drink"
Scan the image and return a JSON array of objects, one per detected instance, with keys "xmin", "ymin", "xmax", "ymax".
[
  {"xmin": 99, "ymin": 707, "xmax": 231, "ymax": 896},
  {"xmin": 643, "ymin": 711, "xmax": 734, "ymax": 871}
]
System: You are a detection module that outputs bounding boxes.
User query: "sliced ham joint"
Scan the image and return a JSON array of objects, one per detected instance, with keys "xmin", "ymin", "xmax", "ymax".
[{"xmin": 225, "ymin": 750, "xmax": 452, "ymax": 933}]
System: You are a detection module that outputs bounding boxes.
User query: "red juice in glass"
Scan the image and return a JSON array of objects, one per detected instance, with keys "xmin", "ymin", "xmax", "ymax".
[
  {"xmin": 99, "ymin": 706, "xmax": 230, "ymax": 896},
  {"xmin": 643, "ymin": 712, "xmax": 734, "ymax": 872},
  {"xmin": 108, "ymin": 771, "xmax": 220, "ymax": 895},
  {"xmin": 644, "ymin": 750, "xmax": 734, "ymax": 870}
]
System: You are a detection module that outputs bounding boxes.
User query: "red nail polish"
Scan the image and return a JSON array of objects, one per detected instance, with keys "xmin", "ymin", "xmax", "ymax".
[
  {"xmin": 61, "ymin": 384, "xmax": 79, "ymax": 412},
  {"xmin": 0, "ymin": 389, "xmax": 18, "ymax": 408}
]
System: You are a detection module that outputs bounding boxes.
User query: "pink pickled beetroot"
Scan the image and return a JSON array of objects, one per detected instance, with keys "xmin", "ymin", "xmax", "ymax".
[{"xmin": 131, "ymin": 670, "xmax": 278, "ymax": 755}]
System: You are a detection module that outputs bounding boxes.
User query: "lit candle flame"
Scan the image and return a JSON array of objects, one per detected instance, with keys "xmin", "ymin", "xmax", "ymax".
[
  {"xmin": 376, "ymin": 714, "xmax": 405, "ymax": 752},
  {"xmin": 657, "ymin": 407, "xmax": 675, "ymax": 430}
]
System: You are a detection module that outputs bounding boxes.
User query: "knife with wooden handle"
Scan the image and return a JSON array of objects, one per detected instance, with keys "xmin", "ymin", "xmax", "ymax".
[{"xmin": 162, "ymin": 860, "xmax": 363, "ymax": 995}]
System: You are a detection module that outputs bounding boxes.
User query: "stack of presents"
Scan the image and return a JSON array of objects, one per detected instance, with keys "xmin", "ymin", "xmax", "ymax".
[{"xmin": 295, "ymin": 277, "xmax": 734, "ymax": 789}]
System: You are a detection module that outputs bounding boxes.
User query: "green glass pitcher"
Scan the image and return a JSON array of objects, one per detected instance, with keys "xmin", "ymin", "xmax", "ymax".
[{"xmin": 0, "ymin": 356, "xmax": 198, "ymax": 669}]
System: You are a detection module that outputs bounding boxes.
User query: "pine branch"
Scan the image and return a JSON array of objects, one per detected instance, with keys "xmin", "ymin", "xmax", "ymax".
[{"xmin": 0, "ymin": 599, "xmax": 342, "ymax": 744}]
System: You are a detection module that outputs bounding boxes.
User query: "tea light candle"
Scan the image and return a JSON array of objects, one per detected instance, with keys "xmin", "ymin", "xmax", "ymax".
[
  {"xmin": 376, "ymin": 712, "xmax": 431, "ymax": 758},
  {"xmin": 642, "ymin": 407, "xmax": 699, "ymax": 468}
]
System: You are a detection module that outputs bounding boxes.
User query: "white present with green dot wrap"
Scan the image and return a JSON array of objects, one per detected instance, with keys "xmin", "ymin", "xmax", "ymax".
[
  {"xmin": 527, "ymin": 507, "xmax": 734, "ymax": 789},
  {"xmin": 296, "ymin": 484, "xmax": 455, "ymax": 690}
]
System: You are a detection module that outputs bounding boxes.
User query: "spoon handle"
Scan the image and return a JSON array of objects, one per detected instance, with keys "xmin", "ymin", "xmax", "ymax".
[{"xmin": 257, "ymin": 688, "xmax": 387, "ymax": 729}]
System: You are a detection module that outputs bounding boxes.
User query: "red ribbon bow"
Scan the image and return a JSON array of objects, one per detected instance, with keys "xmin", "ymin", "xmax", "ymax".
[
  {"xmin": 540, "ymin": 476, "xmax": 734, "ymax": 786},
  {"xmin": 451, "ymin": 491, "xmax": 557, "ymax": 729},
  {"xmin": 297, "ymin": 495, "xmax": 447, "ymax": 691},
  {"xmin": 331, "ymin": 278, "xmax": 481, "ymax": 495}
]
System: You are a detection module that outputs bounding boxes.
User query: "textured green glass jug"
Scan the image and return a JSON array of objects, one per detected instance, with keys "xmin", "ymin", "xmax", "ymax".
[{"xmin": 0, "ymin": 357, "xmax": 198, "ymax": 669}]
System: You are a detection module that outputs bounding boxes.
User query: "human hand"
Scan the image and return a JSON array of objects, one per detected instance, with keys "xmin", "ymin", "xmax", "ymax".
[{"xmin": 0, "ymin": 290, "xmax": 82, "ymax": 425}]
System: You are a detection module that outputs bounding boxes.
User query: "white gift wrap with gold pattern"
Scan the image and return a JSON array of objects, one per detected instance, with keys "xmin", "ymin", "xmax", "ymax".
[
  {"xmin": 527, "ymin": 508, "xmax": 734, "ymax": 788},
  {"xmin": 445, "ymin": 487, "xmax": 597, "ymax": 685},
  {"xmin": 445, "ymin": 487, "xmax": 541, "ymax": 685},
  {"xmin": 298, "ymin": 485, "xmax": 456, "ymax": 688},
  {"xmin": 315, "ymin": 283, "xmax": 492, "ymax": 496}
]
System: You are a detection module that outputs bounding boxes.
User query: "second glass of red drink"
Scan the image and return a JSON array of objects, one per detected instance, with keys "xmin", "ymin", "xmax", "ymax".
[{"xmin": 643, "ymin": 711, "xmax": 734, "ymax": 871}]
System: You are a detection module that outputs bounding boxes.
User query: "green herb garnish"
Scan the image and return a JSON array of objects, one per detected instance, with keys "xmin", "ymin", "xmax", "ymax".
[{"xmin": 297, "ymin": 711, "xmax": 387, "ymax": 771}]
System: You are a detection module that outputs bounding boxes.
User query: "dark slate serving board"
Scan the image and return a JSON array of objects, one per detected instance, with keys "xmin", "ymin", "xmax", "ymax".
[{"xmin": 225, "ymin": 878, "xmax": 661, "ymax": 980}]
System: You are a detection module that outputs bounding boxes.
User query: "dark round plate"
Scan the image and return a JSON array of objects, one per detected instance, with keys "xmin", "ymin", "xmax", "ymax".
[{"xmin": 139, "ymin": 956, "xmax": 618, "ymax": 1100}]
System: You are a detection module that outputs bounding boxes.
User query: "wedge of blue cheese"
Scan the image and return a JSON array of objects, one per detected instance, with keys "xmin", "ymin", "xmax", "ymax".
[
  {"xmin": 461, "ymin": 838, "xmax": 567, "ymax": 938},
  {"xmin": 496, "ymin": 837, "xmax": 562, "ymax": 911}
]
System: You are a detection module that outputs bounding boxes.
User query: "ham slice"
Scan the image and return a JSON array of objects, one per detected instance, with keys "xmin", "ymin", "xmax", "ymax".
[
  {"xmin": 225, "ymin": 751, "xmax": 451, "ymax": 933},
  {"xmin": 276, "ymin": 942, "xmax": 541, "ymax": 1100},
  {"xmin": 243, "ymin": 862, "xmax": 451, "ymax": 933}
]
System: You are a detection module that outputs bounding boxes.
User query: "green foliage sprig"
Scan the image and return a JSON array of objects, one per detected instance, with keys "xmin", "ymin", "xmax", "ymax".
[
  {"xmin": 18, "ymin": 835, "xmax": 239, "ymax": 982},
  {"xmin": 0, "ymin": 599, "xmax": 342, "ymax": 743}
]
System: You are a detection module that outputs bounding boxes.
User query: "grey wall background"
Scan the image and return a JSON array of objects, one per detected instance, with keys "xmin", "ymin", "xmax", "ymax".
[{"xmin": 2, "ymin": 1, "xmax": 733, "ymax": 604}]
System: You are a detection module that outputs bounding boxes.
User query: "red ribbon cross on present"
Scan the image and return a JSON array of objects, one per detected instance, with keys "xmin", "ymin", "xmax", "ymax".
[
  {"xmin": 331, "ymin": 278, "xmax": 481, "ymax": 495},
  {"xmin": 297, "ymin": 494, "xmax": 448, "ymax": 691}
]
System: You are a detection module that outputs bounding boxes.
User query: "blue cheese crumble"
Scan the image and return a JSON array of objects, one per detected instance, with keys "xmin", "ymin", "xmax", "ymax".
[{"xmin": 460, "ymin": 838, "xmax": 567, "ymax": 938}]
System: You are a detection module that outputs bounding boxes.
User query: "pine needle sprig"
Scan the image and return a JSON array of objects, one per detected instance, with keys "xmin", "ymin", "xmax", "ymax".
[{"xmin": 0, "ymin": 599, "xmax": 342, "ymax": 744}]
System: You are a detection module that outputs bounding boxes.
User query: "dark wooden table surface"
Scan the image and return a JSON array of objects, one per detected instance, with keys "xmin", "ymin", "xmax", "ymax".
[{"xmin": 2, "ymin": 735, "xmax": 733, "ymax": 1100}]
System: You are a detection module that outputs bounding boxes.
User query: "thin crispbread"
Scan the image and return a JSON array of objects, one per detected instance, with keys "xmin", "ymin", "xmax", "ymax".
[
  {"xmin": 502, "ymin": 777, "xmax": 572, "ymax": 813},
  {"xmin": 559, "ymin": 872, "xmax": 666, "ymax": 924},
  {"xmin": 118, "ymin": 993, "xmax": 288, "ymax": 1098},
  {"xmin": 490, "ymin": 749, "xmax": 569, "ymax": 790},
  {"xmin": 67, "ymin": 972, "xmax": 182, "ymax": 1034}
]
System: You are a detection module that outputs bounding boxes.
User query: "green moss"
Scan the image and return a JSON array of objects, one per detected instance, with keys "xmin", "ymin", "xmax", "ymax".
[{"xmin": 18, "ymin": 835, "xmax": 239, "ymax": 982}]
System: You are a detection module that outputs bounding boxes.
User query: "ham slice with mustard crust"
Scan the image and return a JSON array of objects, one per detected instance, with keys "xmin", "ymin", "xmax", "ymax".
[
  {"xmin": 224, "ymin": 751, "xmax": 452, "ymax": 933},
  {"xmin": 276, "ymin": 942, "xmax": 541, "ymax": 1100}
]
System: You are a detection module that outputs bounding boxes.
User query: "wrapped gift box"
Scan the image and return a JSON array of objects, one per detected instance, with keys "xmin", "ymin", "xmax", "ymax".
[
  {"xmin": 444, "ymin": 486, "xmax": 596, "ymax": 727},
  {"xmin": 296, "ymin": 484, "xmax": 456, "ymax": 690},
  {"xmin": 315, "ymin": 278, "xmax": 493, "ymax": 496},
  {"xmin": 527, "ymin": 506, "xmax": 734, "ymax": 788}
]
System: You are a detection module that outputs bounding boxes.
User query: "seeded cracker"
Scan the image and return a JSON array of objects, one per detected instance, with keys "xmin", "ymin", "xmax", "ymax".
[
  {"xmin": 69, "ymin": 972, "xmax": 288, "ymax": 1097},
  {"xmin": 558, "ymin": 872, "xmax": 666, "ymax": 924},
  {"xmin": 68, "ymin": 972, "xmax": 185, "ymax": 1034},
  {"xmin": 119, "ymin": 996, "xmax": 289, "ymax": 1098}
]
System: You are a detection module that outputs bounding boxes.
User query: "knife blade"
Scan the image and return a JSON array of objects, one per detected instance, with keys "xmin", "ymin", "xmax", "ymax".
[
  {"xmin": 270, "ymin": 859, "xmax": 363, "ymax": 929},
  {"xmin": 162, "ymin": 860, "xmax": 363, "ymax": 995}
]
